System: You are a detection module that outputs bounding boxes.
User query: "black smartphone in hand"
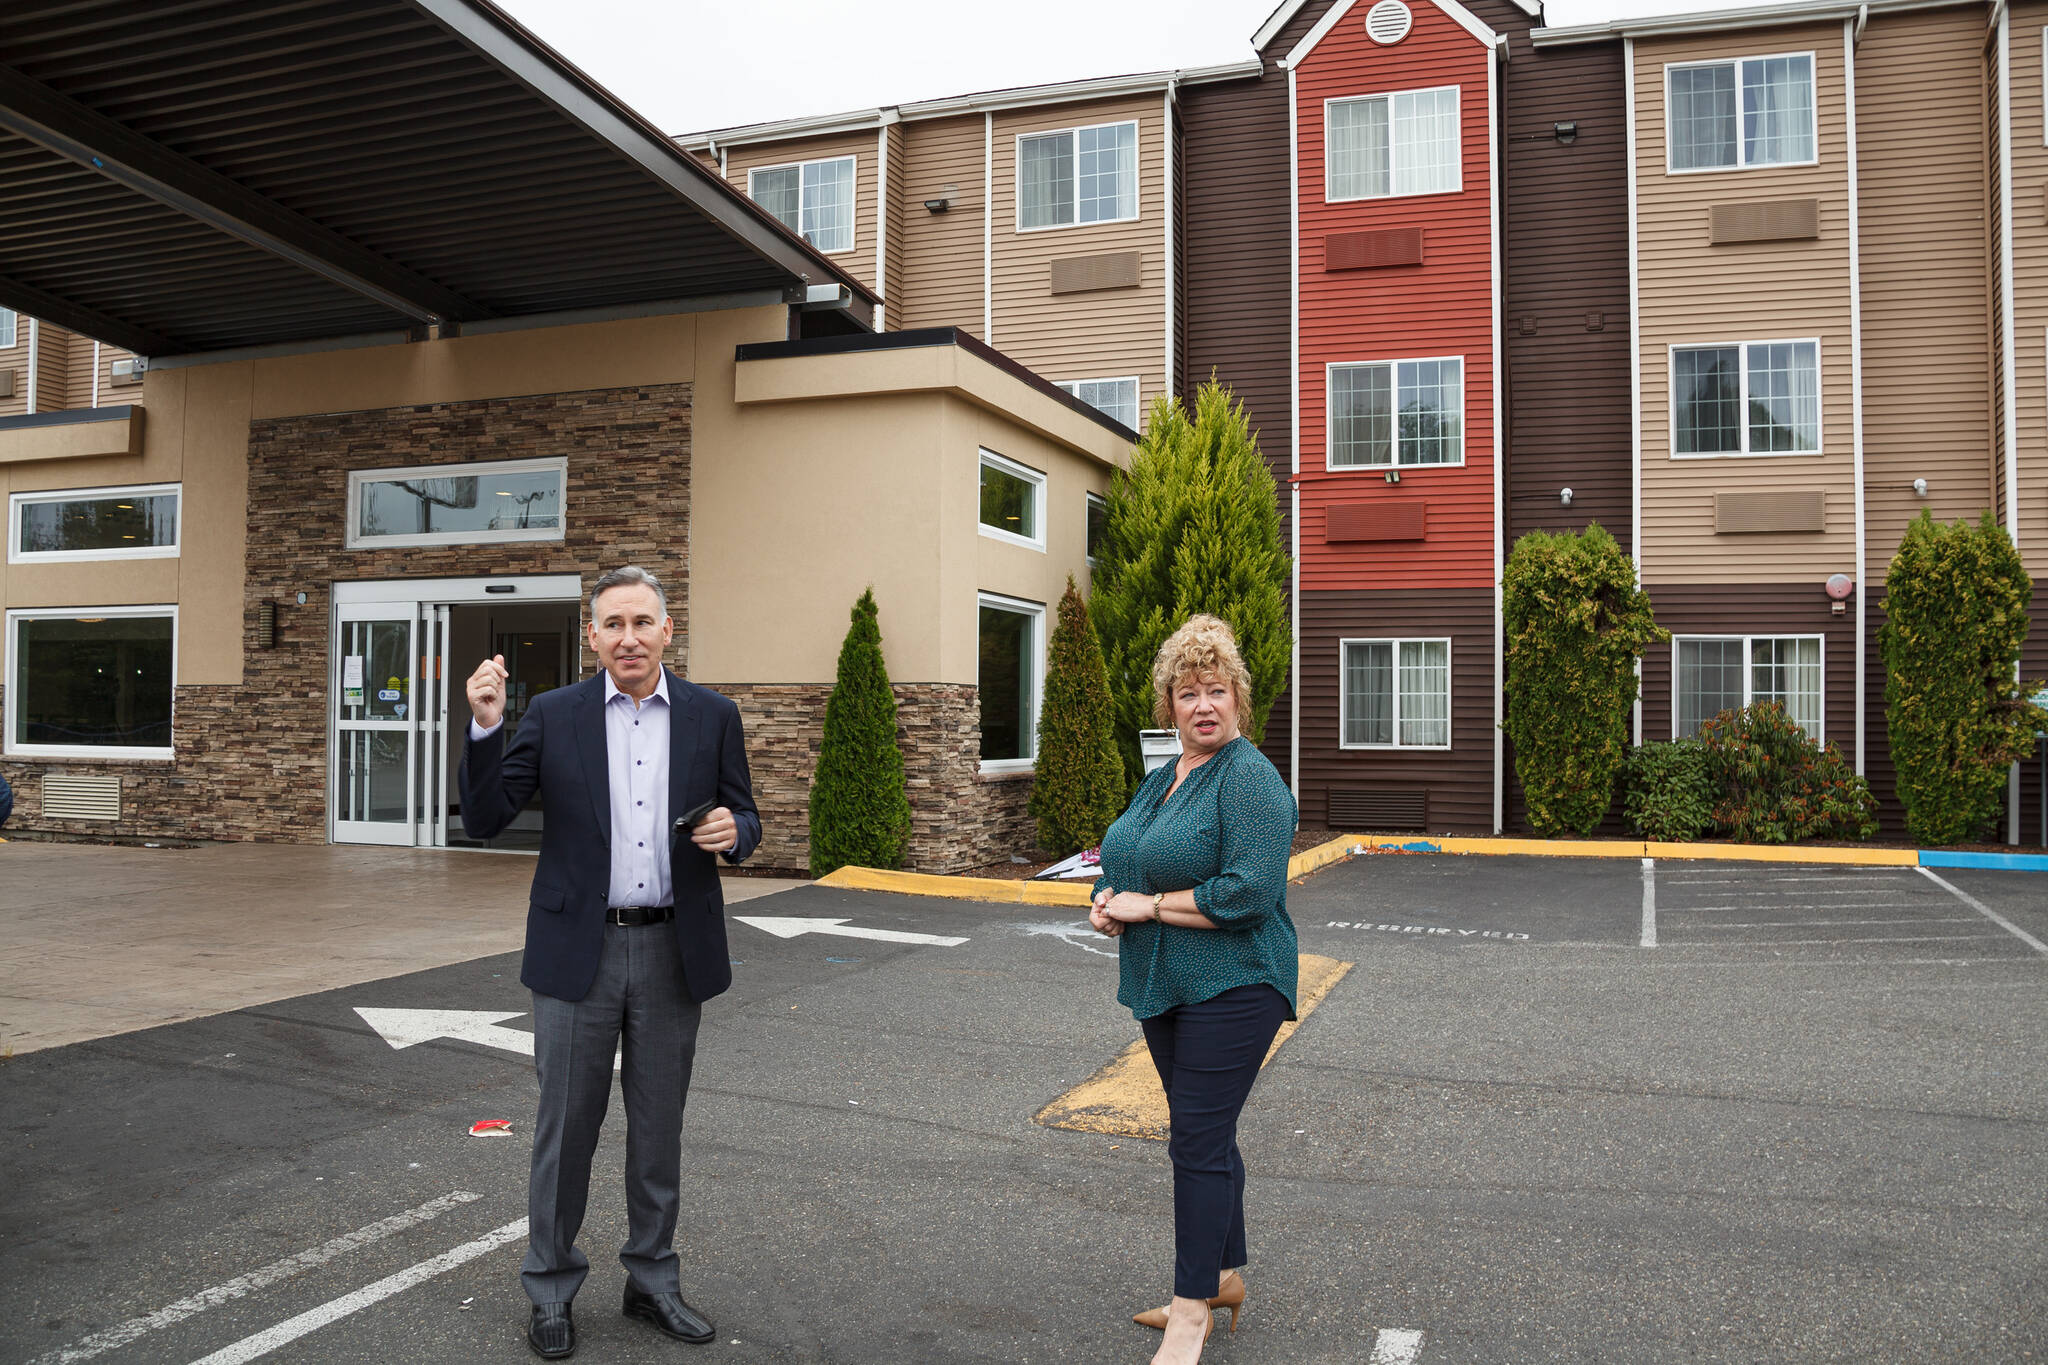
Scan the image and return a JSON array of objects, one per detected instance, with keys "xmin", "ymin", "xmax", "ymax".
[{"xmin": 673, "ymin": 798, "xmax": 716, "ymax": 835}]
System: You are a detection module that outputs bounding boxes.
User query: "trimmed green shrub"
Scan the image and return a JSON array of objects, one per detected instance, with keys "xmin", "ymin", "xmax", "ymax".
[
  {"xmin": 1880, "ymin": 510, "xmax": 2048, "ymax": 845},
  {"xmin": 808, "ymin": 588, "xmax": 911, "ymax": 877},
  {"xmin": 1622, "ymin": 740, "xmax": 1713, "ymax": 842},
  {"xmin": 1028, "ymin": 577, "xmax": 1126, "ymax": 855},
  {"xmin": 1091, "ymin": 378, "xmax": 1292, "ymax": 787},
  {"xmin": 1695, "ymin": 703, "xmax": 1877, "ymax": 844},
  {"xmin": 1501, "ymin": 523, "xmax": 1668, "ymax": 835}
]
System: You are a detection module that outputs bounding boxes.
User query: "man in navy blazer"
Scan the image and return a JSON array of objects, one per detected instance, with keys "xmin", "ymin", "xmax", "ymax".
[{"xmin": 461, "ymin": 565, "xmax": 759, "ymax": 1359}]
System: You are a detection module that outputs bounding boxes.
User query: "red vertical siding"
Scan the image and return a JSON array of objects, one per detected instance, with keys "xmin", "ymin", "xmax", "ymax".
[{"xmin": 1295, "ymin": 2, "xmax": 1498, "ymax": 593}]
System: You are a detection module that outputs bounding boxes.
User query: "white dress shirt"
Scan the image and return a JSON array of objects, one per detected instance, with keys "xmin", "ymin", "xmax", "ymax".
[{"xmin": 469, "ymin": 671, "xmax": 672, "ymax": 907}]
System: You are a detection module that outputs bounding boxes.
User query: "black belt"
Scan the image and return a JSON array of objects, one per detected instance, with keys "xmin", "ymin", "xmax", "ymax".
[{"xmin": 605, "ymin": 904, "xmax": 674, "ymax": 926}]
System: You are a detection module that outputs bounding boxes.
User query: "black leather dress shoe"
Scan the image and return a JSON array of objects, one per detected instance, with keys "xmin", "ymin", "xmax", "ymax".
[
  {"xmin": 528, "ymin": 1302, "xmax": 575, "ymax": 1359},
  {"xmin": 623, "ymin": 1284, "xmax": 715, "ymax": 1344}
]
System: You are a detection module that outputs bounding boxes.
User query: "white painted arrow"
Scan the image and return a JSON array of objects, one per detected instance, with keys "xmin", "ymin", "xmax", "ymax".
[
  {"xmin": 734, "ymin": 916, "xmax": 968, "ymax": 947},
  {"xmin": 353, "ymin": 1007, "xmax": 622, "ymax": 1071}
]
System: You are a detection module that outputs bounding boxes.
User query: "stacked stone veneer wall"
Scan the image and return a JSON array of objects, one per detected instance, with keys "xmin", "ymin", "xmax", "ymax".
[
  {"xmin": 0, "ymin": 384, "xmax": 691, "ymax": 843},
  {"xmin": 715, "ymin": 681, "xmax": 1039, "ymax": 874}
]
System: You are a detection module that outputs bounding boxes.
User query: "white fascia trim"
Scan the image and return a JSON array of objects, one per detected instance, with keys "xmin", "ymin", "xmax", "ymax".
[
  {"xmin": 1625, "ymin": 37, "xmax": 1644, "ymax": 747},
  {"xmin": 672, "ymin": 60, "xmax": 1264, "ymax": 150},
  {"xmin": 1999, "ymin": 8, "xmax": 2020, "ymax": 553},
  {"xmin": 24, "ymin": 317, "xmax": 37, "ymax": 415},
  {"xmin": 1289, "ymin": 62, "xmax": 1302, "ymax": 801},
  {"xmin": 1532, "ymin": 0, "xmax": 1972, "ymax": 47},
  {"xmin": 1255, "ymin": 0, "xmax": 1535, "ymax": 53},
  {"xmin": 1844, "ymin": 17, "xmax": 1867, "ymax": 776},
  {"xmin": 1283, "ymin": 0, "xmax": 1501, "ymax": 69},
  {"xmin": 1489, "ymin": 51, "xmax": 1504, "ymax": 834},
  {"xmin": 984, "ymin": 112, "xmax": 995, "ymax": 344}
]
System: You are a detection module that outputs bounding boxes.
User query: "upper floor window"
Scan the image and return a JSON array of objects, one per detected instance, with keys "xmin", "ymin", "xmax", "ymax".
[
  {"xmin": 347, "ymin": 457, "xmax": 566, "ymax": 549},
  {"xmin": 0, "ymin": 308, "xmax": 16, "ymax": 349},
  {"xmin": 9, "ymin": 483, "xmax": 180, "ymax": 563},
  {"xmin": 1325, "ymin": 87, "xmax": 1461, "ymax": 201},
  {"xmin": 1328, "ymin": 357, "xmax": 1463, "ymax": 468},
  {"xmin": 1667, "ymin": 54, "xmax": 1815, "ymax": 172},
  {"xmin": 978, "ymin": 449, "xmax": 1045, "ymax": 550},
  {"xmin": 1019, "ymin": 121, "xmax": 1137, "ymax": 230},
  {"xmin": 749, "ymin": 156, "xmax": 856, "ymax": 253},
  {"xmin": 1056, "ymin": 376, "xmax": 1139, "ymax": 430},
  {"xmin": 1671, "ymin": 340, "xmax": 1819, "ymax": 456}
]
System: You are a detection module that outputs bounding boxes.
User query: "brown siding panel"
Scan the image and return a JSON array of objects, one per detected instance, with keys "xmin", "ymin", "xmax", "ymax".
[
  {"xmin": 1049, "ymin": 251, "xmax": 1143, "ymax": 294},
  {"xmin": 1715, "ymin": 489, "xmax": 1826, "ymax": 534}
]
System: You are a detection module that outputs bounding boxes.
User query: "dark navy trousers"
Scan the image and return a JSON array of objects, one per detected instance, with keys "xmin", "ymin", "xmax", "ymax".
[{"xmin": 1140, "ymin": 983, "xmax": 1290, "ymax": 1300}]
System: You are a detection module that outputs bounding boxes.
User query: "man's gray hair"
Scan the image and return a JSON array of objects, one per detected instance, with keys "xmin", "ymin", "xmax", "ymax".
[{"xmin": 589, "ymin": 565, "xmax": 667, "ymax": 620}]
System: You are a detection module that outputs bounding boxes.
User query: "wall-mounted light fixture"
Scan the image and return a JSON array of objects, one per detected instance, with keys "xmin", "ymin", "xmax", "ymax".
[
  {"xmin": 1912, "ymin": 477, "xmax": 1929, "ymax": 497},
  {"xmin": 1553, "ymin": 121, "xmax": 1578, "ymax": 145},
  {"xmin": 1559, "ymin": 487, "xmax": 1574, "ymax": 506},
  {"xmin": 1384, "ymin": 468, "xmax": 1402, "ymax": 485},
  {"xmin": 924, "ymin": 197, "xmax": 950, "ymax": 213},
  {"xmin": 1825, "ymin": 572, "xmax": 1855, "ymax": 616}
]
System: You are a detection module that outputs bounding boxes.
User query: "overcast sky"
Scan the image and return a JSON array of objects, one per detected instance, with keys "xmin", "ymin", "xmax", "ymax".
[{"xmin": 495, "ymin": 0, "xmax": 1780, "ymax": 136}]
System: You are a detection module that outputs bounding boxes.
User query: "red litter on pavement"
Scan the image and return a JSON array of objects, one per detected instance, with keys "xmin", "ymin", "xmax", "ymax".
[{"xmin": 468, "ymin": 1119, "xmax": 514, "ymax": 1138}]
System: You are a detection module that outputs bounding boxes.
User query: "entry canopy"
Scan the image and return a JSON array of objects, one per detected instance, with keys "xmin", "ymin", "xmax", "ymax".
[{"xmin": 0, "ymin": 0, "xmax": 875, "ymax": 361}]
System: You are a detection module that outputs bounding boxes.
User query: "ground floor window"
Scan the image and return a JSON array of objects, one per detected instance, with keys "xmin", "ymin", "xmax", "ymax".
[
  {"xmin": 1085, "ymin": 491, "xmax": 1106, "ymax": 565},
  {"xmin": 6, "ymin": 606, "xmax": 175, "ymax": 758},
  {"xmin": 978, "ymin": 593, "xmax": 1043, "ymax": 770},
  {"xmin": 1674, "ymin": 634, "xmax": 1821, "ymax": 738},
  {"xmin": 1340, "ymin": 637, "xmax": 1450, "ymax": 748}
]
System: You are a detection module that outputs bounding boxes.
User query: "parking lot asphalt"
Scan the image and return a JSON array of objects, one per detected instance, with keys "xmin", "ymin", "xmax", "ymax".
[{"xmin": 3, "ymin": 853, "xmax": 2043, "ymax": 1364}]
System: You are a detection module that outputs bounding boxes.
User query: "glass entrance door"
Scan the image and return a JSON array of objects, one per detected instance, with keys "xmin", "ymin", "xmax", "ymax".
[{"xmin": 334, "ymin": 607, "xmax": 418, "ymax": 845}]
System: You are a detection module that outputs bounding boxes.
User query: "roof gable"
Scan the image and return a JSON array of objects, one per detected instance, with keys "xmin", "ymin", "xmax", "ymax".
[
  {"xmin": 1255, "ymin": 0, "xmax": 1535, "ymax": 56},
  {"xmin": 1281, "ymin": 0, "xmax": 1504, "ymax": 69}
]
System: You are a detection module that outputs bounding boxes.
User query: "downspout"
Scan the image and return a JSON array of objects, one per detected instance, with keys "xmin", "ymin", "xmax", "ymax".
[
  {"xmin": 92, "ymin": 339, "xmax": 101, "ymax": 408},
  {"xmin": 1997, "ymin": 0, "xmax": 2021, "ymax": 841},
  {"xmin": 984, "ymin": 111, "xmax": 995, "ymax": 345},
  {"xmin": 1288, "ymin": 62, "xmax": 1302, "ymax": 802},
  {"xmin": 1624, "ymin": 38, "xmax": 1643, "ymax": 746},
  {"xmin": 876, "ymin": 117, "xmax": 892, "ymax": 332},
  {"xmin": 1845, "ymin": 17, "xmax": 1868, "ymax": 776},
  {"xmin": 24, "ymin": 316, "xmax": 37, "ymax": 414},
  {"xmin": 1164, "ymin": 79, "xmax": 1178, "ymax": 402},
  {"xmin": 1490, "ymin": 35, "xmax": 1506, "ymax": 833}
]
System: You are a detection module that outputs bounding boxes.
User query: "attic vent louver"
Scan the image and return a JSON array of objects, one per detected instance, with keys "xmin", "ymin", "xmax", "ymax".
[{"xmin": 1365, "ymin": 0, "xmax": 1413, "ymax": 44}]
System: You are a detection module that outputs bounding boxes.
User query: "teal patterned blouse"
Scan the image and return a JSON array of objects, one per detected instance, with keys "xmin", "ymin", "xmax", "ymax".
[{"xmin": 1093, "ymin": 736, "xmax": 1300, "ymax": 1021}]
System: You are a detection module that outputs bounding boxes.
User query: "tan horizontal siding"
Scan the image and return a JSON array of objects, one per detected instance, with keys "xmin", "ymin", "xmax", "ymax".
[
  {"xmin": 990, "ymin": 94, "xmax": 1167, "ymax": 422},
  {"xmin": 883, "ymin": 122, "xmax": 907, "ymax": 328},
  {"xmin": 723, "ymin": 131, "xmax": 880, "ymax": 295},
  {"xmin": 1859, "ymin": 5, "xmax": 1995, "ymax": 583},
  {"xmin": 895, "ymin": 114, "xmax": 987, "ymax": 338},
  {"xmin": 2009, "ymin": 0, "xmax": 2048, "ymax": 578},
  {"xmin": 1634, "ymin": 23, "xmax": 1858, "ymax": 584},
  {"xmin": 98, "ymin": 343, "xmax": 139, "ymax": 406}
]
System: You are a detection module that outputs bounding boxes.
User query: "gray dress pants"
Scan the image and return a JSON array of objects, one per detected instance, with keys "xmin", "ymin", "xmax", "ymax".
[{"xmin": 522, "ymin": 920, "xmax": 703, "ymax": 1306}]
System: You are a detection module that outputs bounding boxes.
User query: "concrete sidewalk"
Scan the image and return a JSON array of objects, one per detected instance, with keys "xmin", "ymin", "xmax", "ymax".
[{"xmin": 0, "ymin": 841, "xmax": 803, "ymax": 1056}]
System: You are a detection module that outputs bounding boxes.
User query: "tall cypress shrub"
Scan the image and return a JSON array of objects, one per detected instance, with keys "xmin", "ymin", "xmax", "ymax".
[
  {"xmin": 1502, "ymin": 523, "xmax": 1668, "ymax": 835},
  {"xmin": 808, "ymin": 588, "xmax": 911, "ymax": 877},
  {"xmin": 1028, "ymin": 577, "xmax": 1126, "ymax": 855},
  {"xmin": 1091, "ymin": 379, "xmax": 1292, "ymax": 787},
  {"xmin": 1880, "ymin": 511, "xmax": 2046, "ymax": 845}
]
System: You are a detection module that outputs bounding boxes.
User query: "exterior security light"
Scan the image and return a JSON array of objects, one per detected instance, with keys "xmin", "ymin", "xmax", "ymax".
[
  {"xmin": 1912, "ymin": 477, "xmax": 1928, "ymax": 496},
  {"xmin": 1560, "ymin": 487, "xmax": 1574, "ymax": 506},
  {"xmin": 1384, "ymin": 468, "xmax": 1401, "ymax": 484},
  {"xmin": 1553, "ymin": 121, "xmax": 1578, "ymax": 145},
  {"xmin": 924, "ymin": 197, "xmax": 949, "ymax": 213}
]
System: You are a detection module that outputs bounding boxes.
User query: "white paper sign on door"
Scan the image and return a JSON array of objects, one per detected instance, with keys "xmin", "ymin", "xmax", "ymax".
[{"xmin": 343, "ymin": 655, "xmax": 365, "ymax": 705}]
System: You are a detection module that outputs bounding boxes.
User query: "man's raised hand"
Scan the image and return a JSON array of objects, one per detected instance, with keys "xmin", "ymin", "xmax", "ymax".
[{"xmin": 467, "ymin": 654, "xmax": 509, "ymax": 730}]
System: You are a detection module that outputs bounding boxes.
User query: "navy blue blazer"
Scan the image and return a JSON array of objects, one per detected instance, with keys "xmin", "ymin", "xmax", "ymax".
[{"xmin": 459, "ymin": 667, "xmax": 761, "ymax": 1004}]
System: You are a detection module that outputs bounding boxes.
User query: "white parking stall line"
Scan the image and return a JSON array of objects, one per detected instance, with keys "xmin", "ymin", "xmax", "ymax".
[
  {"xmin": 1662, "ymin": 888, "xmax": 1934, "ymax": 899},
  {"xmin": 185, "ymin": 1217, "xmax": 528, "ymax": 1365},
  {"xmin": 1662, "ymin": 875, "xmax": 1908, "ymax": 885},
  {"xmin": 1660, "ymin": 902, "xmax": 1933, "ymax": 913},
  {"xmin": 1640, "ymin": 858, "xmax": 1657, "ymax": 948},
  {"xmin": 1369, "ymin": 1327, "xmax": 1427, "ymax": 1363},
  {"xmin": 1662, "ymin": 934, "xmax": 2005, "ymax": 947},
  {"xmin": 1685, "ymin": 917, "xmax": 1978, "ymax": 929},
  {"xmin": 1916, "ymin": 867, "xmax": 2048, "ymax": 958},
  {"xmin": 32, "ymin": 1191, "xmax": 482, "ymax": 1365}
]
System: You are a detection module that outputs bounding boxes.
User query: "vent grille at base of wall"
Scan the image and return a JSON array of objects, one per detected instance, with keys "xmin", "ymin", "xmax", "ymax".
[
  {"xmin": 1326, "ymin": 788, "xmax": 1427, "ymax": 830},
  {"xmin": 42, "ymin": 774, "xmax": 122, "ymax": 822}
]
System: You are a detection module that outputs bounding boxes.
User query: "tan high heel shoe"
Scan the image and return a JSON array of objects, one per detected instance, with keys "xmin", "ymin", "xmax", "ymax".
[{"xmin": 1133, "ymin": 1269, "xmax": 1245, "ymax": 1332}]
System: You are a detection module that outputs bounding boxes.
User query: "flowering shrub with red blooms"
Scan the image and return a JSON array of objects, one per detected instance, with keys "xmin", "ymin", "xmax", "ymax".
[{"xmin": 1694, "ymin": 703, "xmax": 1878, "ymax": 844}]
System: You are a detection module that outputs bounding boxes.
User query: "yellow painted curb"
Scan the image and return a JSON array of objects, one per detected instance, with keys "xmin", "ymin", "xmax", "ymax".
[
  {"xmin": 1327, "ymin": 833, "xmax": 1923, "ymax": 868},
  {"xmin": 1642, "ymin": 840, "xmax": 1917, "ymax": 865},
  {"xmin": 815, "ymin": 864, "xmax": 1094, "ymax": 905},
  {"xmin": 1034, "ymin": 954, "xmax": 1353, "ymax": 1140}
]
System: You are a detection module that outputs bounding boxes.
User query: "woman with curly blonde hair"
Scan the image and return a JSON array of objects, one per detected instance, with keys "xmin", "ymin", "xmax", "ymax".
[{"xmin": 1090, "ymin": 613, "xmax": 1298, "ymax": 1365}]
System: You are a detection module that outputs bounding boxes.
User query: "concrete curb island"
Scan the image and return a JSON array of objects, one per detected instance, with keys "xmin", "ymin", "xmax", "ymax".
[{"xmin": 816, "ymin": 833, "xmax": 2048, "ymax": 906}]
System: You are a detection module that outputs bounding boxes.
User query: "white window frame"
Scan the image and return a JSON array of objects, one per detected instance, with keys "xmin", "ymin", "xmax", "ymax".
[
  {"xmin": 1667, "ymin": 338, "xmax": 1823, "ymax": 459},
  {"xmin": 1323, "ymin": 86, "xmax": 1464, "ymax": 203},
  {"xmin": 0, "ymin": 307, "xmax": 15, "ymax": 349},
  {"xmin": 1663, "ymin": 52, "xmax": 1819, "ymax": 175},
  {"xmin": 746, "ymin": 155, "xmax": 858, "ymax": 255},
  {"xmin": 1014, "ymin": 120, "xmax": 1141, "ymax": 233},
  {"xmin": 1670, "ymin": 633, "xmax": 1825, "ymax": 741},
  {"xmin": 1085, "ymin": 491, "xmax": 1108, "ymax": 568},
  {"xmin": 1055, "ymin": 376, "xmax": 1141, "ymax": 430},
  {"xmin": 1325, "ymin": 356, "xmax": 1467, "ymax": 470},
  {"xmin": 1338, "ymin": 637, "xmax": 1453, "ymax": 751},
  {"xmin": 977, "ymin": 449, "xmax": 1047, "ymax": 552},
  {"xmin": 345, "ymin": 457, "xmax": 568, "ymax": 550},
  {"xmin": 977, "ymin": 591, "xmax": 1046, "ymax": 773},
  {"xmin": 8, "ymin": 482, "xmax": 182, "ymax": 563},
  {"xmin": 5, "ymin": 604, "xmax": 179, "ymax": 760}
]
